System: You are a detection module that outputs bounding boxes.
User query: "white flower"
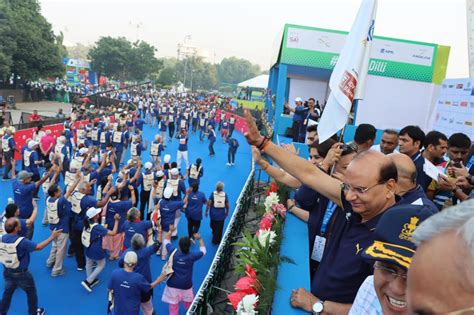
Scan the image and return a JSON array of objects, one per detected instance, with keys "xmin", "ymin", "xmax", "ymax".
[
  {"xmin": 257, "ymin": 229, "xmax": 276, "ymax": 247},
  {"xmin": 264, "ymin": 192, "xmax": 279, "ymax": 212},
  {"xmin": 237, "ymin": 294, "xmax": 259, "ymax": 314}
]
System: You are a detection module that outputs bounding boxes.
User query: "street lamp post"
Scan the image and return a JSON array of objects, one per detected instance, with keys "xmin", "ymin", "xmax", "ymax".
[
  {"xmin": 190, "ymin": 70, "xmax": 196, "ymax": 93},
  {"xmin": 182, "ymin": 35, "xmax": 191, "ymax": 89}
]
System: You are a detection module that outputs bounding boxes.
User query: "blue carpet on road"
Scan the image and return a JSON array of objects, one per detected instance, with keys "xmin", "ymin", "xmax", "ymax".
[{"xmin": 1, "ymin": 123, "xmax": 252, "ymax": 315}]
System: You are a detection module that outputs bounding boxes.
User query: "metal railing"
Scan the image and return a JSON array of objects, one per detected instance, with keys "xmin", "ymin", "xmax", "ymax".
[{"xmin": 187, "ymin": 161, "xmax": 256, "ymax": 315}]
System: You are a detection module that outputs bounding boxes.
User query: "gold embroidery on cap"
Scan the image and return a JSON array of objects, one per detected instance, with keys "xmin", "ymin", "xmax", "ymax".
[{"xmin": 399, "ymin": 216, "xmax": 419, "ymax": 241}]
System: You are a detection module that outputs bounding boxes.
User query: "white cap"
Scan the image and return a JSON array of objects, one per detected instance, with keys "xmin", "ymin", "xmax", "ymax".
[
  {"xmin": 58, "ymin": 136, "xmax": 66, "ymax": 143},
  {"xmin": 86, "ymin": 207, "xmax": 101, "ymax": 219},
  {"xmin": 124, "ymin": 251, "xmax": 137, "ymax": 265},
  {"xmin": 295, "ymin": 97, "xmax": 303, "ymax": 103},
  {"xmin": 70, "ymin": 160, "xmax": 82, "ymax": 171},
  {"xmin": 27, "ymin": 140, "xmax": 39, "ymax": 149},
  {"xmin": 156, "ymin": 170, "xmax": 164, "ymax": 177},
  {"xmin": 118, "ymin": 108, "xmax": 123, "ymax": 112},
  {"xmin": 79, "ymin": 148, "xmax": 88, "ymax": 155},
  {"xmin": 170, "ymin": 168, "xmax": 179, "ymax": 176},
  {"xmin": 163, "ymin": 154, "xmax": 171, "ymax": 163},
  {"xmin": 127, "ymin": 159, "xmax": 134, "ymax": 166},
  {"xmin": 144, "ymin": 162, "xmax": 153, "ymax": 170},
  {"xmin": 163, "ymin": 187, "xmax": 173, "ymax": 199}
]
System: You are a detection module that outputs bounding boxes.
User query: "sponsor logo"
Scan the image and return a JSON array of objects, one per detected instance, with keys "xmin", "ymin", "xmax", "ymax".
[
  {"xmin": 289, "ymin": 32, "xmax": 299, "ymax": 43},
  {"xmin": 468, "ymin": 81, "xmax": 472, "ymax": 88},
  {"xmin": 368, "ymin": 60, "xmax": 387, "ymax": 73},
  {"xmin": 442, "ymin": 84, "xmax": 447, "ymax": 88},
  {"xmin": 449, "ymin": 118, "xmax": 454, "ymax": 123},
  {"xmin": 380, "ymin": 48, "xmax": 394, "ymax": 54},
  {"xmin": 338, "ymin": 70, "xmax": 358, "ymax": 103},
  {"xmin": 470, "ymin": 102, "xmax": 474, "ymax": 108},
  {"xmin": 466, "ymin": 121, "xmax": 473, "ymax": 126},
  {"xmin": 456, "ymin": 121, "xmax": 464, "ymax": 125},
  {"xmin": 441, "ymin": 117, "xmax": 448, "ymax": 122},
  {"xmin": 448, "ymin": 85, "xmax": 454, "ymax": 88},
  {"xmin": 412, "ymin": 48, "xmax": 431, "ymax": 61},
  {"xmin": 460, "ymin": 101, "xmax": 468, "ymax": 107},
  {"xmin": 445, "ymin": 101, "xmax": 451, "ymax": 105},
  {"xmin": 452, "ymin": 101, "xmax": 459, "ymax": 106},
  {"xmin": 438, "ymin": 100, "xmax": 444, "ymax": 105},
  {"xmin": 456, "ymin": 84, "xmax": 463, "ymax": 89}
]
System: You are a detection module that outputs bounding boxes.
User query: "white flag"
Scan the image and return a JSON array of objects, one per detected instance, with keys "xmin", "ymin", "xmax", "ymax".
[{"xmin": 317, "ymin": 0, "xmax": 377, "ymax": 143}]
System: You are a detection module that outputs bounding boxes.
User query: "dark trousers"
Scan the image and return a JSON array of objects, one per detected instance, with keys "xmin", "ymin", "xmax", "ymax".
[
  {"xmin": 228, "ymin": 147, "xmax": 237, "ymax": 163},
  {"xmin": 3, "ymin": 150, "xmax": 13, "ymax": 179},
  {"xmin": 187, "ymin": 218, "xmax": 201, "ymax": 239},
  {"xmin": 139, "ymin": 189, "xmax": 151, "ymax": 220},
  {"xmin": 229, "ymin": 125, "xmax": 235, "ymax": 137},
  {"xmin": 1, "ymin": 269, "xmax": 38, "ymax": 315},
  {"xmin": 210, "ymin": 219, "xmax": 224, "ymax": 244},
  {"xmin": 209, "ymin": 138, "xmax": 215, "ymax": 155},
  {"xmin": 32, "ymin": 173, "xmax": 40, "ymax": 198},
  {"xmin": 192, "ymin": 120, "xmax": 198, "ymax": 132},
  {"xmin": 115, "ymin": 150, "xmax": 123, "ymax": 166},
  {"xmin": 70, "ymin": 228, "xmax": 85, "ymax": 269},
  {"xmin": 168, "ymin": 123, "xmax": 175, "ymax": 138},
  {"xmin": 291, "ymin": 120, "xmax": 301, "ymax": 142}
]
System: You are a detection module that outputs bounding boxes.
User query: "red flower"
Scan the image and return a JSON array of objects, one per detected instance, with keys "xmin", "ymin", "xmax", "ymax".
[
  {"xmin": 246, "ymin": 264, "xmax": 257, "ymax": 279},
  {"xmin": 228, "ymin": 291, "xmax": 247, "ymax": 310},
  {"xmin": 259, "ymin": 217, "xmax": 273, "ymax": 230},
  {"xmin": 266, "ymin": 182, "xmax": 278, "ymax": 196},
  {"xmin": 235, "ymin": 276, "xmax": 259, "ymax": 294}
]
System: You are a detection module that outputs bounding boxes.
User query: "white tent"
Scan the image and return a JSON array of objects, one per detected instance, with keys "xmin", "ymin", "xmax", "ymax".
[{"xmin": 237, "ymin": 75, "xmax": 269, "ymax": 89}]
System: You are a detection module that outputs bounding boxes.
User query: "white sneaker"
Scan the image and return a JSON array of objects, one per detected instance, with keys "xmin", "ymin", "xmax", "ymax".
[{"xmin": 226, "ymin": 163, "xmax": 231, "ymax": 166}]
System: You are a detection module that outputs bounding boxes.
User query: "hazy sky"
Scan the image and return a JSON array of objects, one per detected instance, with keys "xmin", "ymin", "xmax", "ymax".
[{"xmin": 40, "ymin": 0, "xmax": 468, "ymax": 78}]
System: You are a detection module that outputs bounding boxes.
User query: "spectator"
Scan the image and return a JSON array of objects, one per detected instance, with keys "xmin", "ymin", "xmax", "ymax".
[
  {"xmin": 56, "ymin": 108, "xmax": 66, "ymax": 118},
  {"xmin": 371, "ymin": 129, "xmax": 399, "ymax": 155},
  {"xmin": 407, "ymin": 200, "xmax": 474, "ymax": 313},
  {"xmin": 354, "ymin": 123, "xmax": 377, "ymax": 152},
  {"xmin": 28, "ymin": 110, "xmax": 42, "ymax": 123}
]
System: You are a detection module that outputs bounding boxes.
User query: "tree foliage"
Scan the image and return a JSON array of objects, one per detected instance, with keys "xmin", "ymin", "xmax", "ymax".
[
  {"xmin": 0, "ymin": 0, "xmax": 65, "ymax": 83},
  {"xmin": 88, "ymin": 36, "xmax": 162, "ymax": 82},
  {"xmin": 216, "ymin": 57, "xmax": 261, "ymax": 84}
]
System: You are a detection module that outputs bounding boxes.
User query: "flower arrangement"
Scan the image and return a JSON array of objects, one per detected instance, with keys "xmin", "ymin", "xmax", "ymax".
[{"xmin": 228, "ymin": 181, "xmax": 290, "ymax": 313}]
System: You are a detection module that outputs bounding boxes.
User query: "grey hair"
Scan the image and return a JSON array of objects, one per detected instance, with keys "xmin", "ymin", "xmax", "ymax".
[
  {"xmin": 127, "ymin": 207, "xmax": 140, "ymax": 222},
  {"xmin": 413, "ymin": 199, "xmax": 474, "ymax": 257},
  {"xmin": 215, "ymin": 181, "xmax": 224, "ymax": 192},
  {"xmin": 131, "ymin": 233, "xmax": 145, "ymax": 250}
]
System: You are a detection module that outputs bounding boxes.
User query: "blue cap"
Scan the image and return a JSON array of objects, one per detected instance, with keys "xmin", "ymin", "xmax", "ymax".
[{"xmin": 362, "ymin": 204, "xmax": 434, "ymax": 269}]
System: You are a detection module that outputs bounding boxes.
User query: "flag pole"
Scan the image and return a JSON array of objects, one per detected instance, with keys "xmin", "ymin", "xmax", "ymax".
[{"xmin": 331, "ymin": 99, "xmax": 358, "ymax": 175}]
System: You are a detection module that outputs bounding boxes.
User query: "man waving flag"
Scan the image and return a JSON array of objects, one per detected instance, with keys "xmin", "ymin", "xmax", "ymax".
[{"xmin": 317, "ymin": 0, "xmax": 378, "ymax": 143}]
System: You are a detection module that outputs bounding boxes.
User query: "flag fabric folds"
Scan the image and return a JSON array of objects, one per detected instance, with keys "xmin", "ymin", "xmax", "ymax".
[{"xmin": 317, "ymin": 0, "xmax": 378, "ymax": 143}]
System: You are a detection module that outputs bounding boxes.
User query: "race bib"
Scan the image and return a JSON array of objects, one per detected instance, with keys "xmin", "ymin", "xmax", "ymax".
[{"xmin": 311, "ymin": 235, "xmax": 326, "ymax": 262}]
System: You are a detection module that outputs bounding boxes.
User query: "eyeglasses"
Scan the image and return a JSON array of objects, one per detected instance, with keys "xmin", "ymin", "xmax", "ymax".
[
  {"xmin": 341, "ymin": 182, "xmax": 385, "ymax": 195},
  {"xmin": 412, "ymin": 306, "xmax": 474, "ymax": 315},
  {"xmin": 374, "ymin": 262, "xmax": 407, "ymax": 281},
  {"xmin": 307, "ymin": 137, "xmax": 316, "ymax": 142}
]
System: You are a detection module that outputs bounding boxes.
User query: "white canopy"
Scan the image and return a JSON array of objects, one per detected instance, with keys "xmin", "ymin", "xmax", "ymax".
[{"xmin": 237, "ymin": 74, "xmax": 269, "ymax": 89}]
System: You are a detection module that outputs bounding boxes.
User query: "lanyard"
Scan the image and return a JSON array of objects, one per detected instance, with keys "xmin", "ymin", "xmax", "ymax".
[
  {"xmin": 320, "ymin": 201, "xmax": 337, "ymax": 235},
  {"xmin": 412, "ymin": 152, "xmax": 422, "ymax": 162}
]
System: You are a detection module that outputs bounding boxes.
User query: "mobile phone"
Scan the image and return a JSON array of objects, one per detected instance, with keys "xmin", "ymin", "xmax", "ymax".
[{"xmin": 452, "ymin": 161, "xmax": 462, "ymax": 168}]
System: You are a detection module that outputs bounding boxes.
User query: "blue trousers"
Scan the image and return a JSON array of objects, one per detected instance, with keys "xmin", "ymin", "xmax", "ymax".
[{"xmin": 1, "ymin": 269, "xmax": 38, "ymax": 315}]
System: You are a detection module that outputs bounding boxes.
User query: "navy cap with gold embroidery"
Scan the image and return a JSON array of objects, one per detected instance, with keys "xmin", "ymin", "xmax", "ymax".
[{"xmin": 362, "ymin": 204, "xmax": 433, "ymax": 269}]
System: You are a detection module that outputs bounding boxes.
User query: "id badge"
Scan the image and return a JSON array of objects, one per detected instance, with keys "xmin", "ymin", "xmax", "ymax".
[
  {"xmin": 304, "ymin": 119, "xmax": 308, "ymax": 125},
  {"xmin": 311, "ymin": 235, "xmax": 326, "ymax": 262}
]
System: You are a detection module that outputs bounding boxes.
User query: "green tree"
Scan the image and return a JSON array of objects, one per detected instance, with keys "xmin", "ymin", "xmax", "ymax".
[
  {"xmin": 217, "ymin": 57, "xmax": 261, "ymax": 84},
  {"xmin": 0, "ymin": 0, "xmax": 65, "ymax": 85},
  {"xmin": 88, "ymin": 37, "xmax": 162, "ymax": 82},
  {"xmin": 157, "ymin": 66, "xmax": 176, "ymax": 86}
]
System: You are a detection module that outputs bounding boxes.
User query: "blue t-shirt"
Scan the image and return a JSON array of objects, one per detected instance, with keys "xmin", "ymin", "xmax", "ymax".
[
  {"xmin": 48, "ymin": 196, "xmax": 71, "ymax": 233},
  {"xmin": 159, "ymin": 120, "xmax": 167, "ymax": 132},
  {"xmin": 122, "ymin": 220, "xmax": 153, "ymax": 249},
  {"xmin": 108, "ymin": 269, "xmax": 150, "ymax": 315},
  {"xmin": 185, "ymin": 191, "xmax": 207, "ymax": 221},
  {"xmin": 399, "ymin": 185, "xmax": 439, "ymax": 214},
  {"xmin": 1, "ymin": 234, "xmax": 37, "ymax": 270},
  {"xmin": 178, "ymin": 135, "xmax": 188, "ymax": 152},
  {"xmin": 295, "ymin": 184, "xmax": 320, "ymax": 211},
  {"xmin": 13, "ymin": 180, "xmax": 35, "ymax": 219},
  {"xmin": 85, "ymin": 224, "xmax": 109, "ymax": 260},
  {"xmin": 119, "ymin": 245, "xmax": 158, "ymax": 282},
  {"xmin": 73, "ymin": 195, "xmax": 98, "ymax": 231},
  {"xmin": 158, "ymin": 199, "xmax": 184, "ymax": 231},
  {"xmin": 106, "ymin": 200, "xmax": 133, "ymax": 233},
  {"xmin": 293, "ymin": 106, "xmax": 307, "ymax": 122},
  {"xmin": 17, "ymin": 219, "xmax": 28, "ymax": 238},
  {"xmin": 135, "ymin": 119, "xmax": 145, "ymax": 131},
  {"xmin": 166, "ymin": 243, "xmax": 204, "ymax": 290},
  {"xmin": 209, "ymin": 192, "xmax": 228, "ymax": 221},
  {"xmin": 25, "ymin": 150, "xmax": 40, "ymax": 175},
  {"xmin": 208, "ymin": 130, "xmax": 216, "ymax": 141}
]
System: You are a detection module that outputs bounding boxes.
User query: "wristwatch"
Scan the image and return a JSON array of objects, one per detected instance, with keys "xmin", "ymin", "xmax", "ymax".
[
  {"xmin": 466, "ymin": 175, "xmax": 473, "ymax": 185},
  {"xmin": 312, "ymin": 300, "xmax": 324, "ymax": 314}
]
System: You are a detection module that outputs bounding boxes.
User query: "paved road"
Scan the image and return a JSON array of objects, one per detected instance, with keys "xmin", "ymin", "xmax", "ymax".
[{"xmin": 7, "ymin": 101, "xmax": 72, "ymax": 124}]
